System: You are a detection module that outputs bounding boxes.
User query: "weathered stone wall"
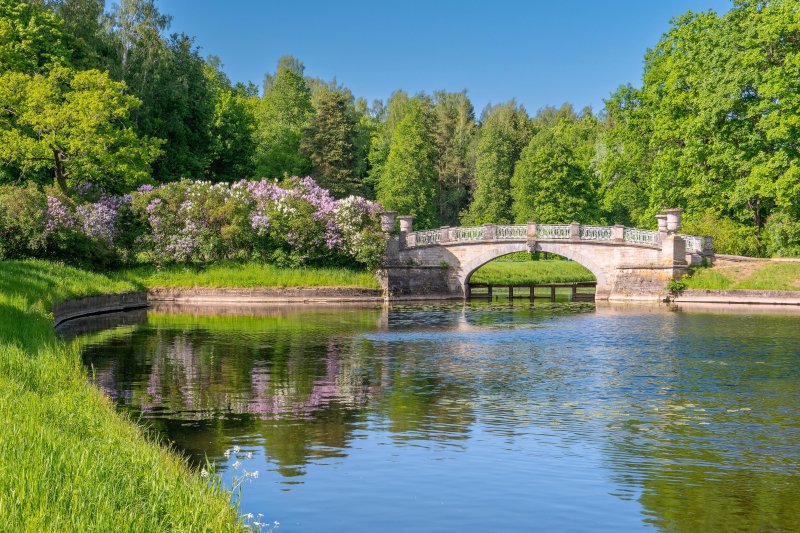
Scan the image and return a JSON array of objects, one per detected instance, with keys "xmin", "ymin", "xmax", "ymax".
[
  {"xmin": 148, "ymin": 287, "xmax": 383, "ymax": 303},
  {"xmin": 52, "ymin": 291, "xmax": 148, "ymax": 327},
  {"xmin": 379, "ymin": 265, "xmax": 452, "ymax": 297}
]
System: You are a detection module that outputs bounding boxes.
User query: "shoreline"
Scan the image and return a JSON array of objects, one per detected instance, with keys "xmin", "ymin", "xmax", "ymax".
[
  {"xmin": 53, "ymin": 286, "xmax": 800, "ymax": 328},
  {"xmin": 669, "ymin": 289, "xmax": 800, "ymax": 306}
]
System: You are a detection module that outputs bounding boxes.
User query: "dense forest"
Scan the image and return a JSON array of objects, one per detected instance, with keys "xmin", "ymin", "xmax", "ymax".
[{"xmin": 2, "ymin": 0, "xmax": 800, "ymax": 256}]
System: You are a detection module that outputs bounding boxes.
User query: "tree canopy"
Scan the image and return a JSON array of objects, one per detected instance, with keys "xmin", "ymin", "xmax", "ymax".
[
  {"xmin": 3, "ymin": 0, "xmax": 800, "ymax": 255},
  {"xmin": 0, "ymin": 66, "xmax": 162, "ymax": 193}
]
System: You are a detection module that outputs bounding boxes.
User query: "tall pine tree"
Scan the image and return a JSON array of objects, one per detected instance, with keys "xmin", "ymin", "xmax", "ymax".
[{"xmin": 301, "ymin": 87, "xmax": 359, "ymax": 197}]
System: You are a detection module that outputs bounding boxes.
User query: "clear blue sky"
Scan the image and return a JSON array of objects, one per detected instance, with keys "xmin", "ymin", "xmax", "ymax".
[{"xmin": 156, "ymin": 0, "xmax": 732, "ymax": 114}]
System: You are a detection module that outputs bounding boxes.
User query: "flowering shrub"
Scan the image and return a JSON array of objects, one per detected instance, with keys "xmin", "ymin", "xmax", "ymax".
[{"xmin": 0, "ymin": 177, "xmax": 385, "ymax": 269}]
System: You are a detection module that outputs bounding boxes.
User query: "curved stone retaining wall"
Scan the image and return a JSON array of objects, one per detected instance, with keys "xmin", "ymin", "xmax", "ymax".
[{"xmin": 53, "ymin": 291, "xmax": 148, "ymax": 327}]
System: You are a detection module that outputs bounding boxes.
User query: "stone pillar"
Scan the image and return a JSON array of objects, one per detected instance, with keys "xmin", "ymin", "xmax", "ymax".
[
  {"xmin": 661, "ymin": 234, "xmax": 687, "ymax": 265},
  {"xmin": 527, "ymin": 222, "xmax": 537, "ymax": 239},
  {"xmin": 664, "ymin": 208, "xmax": 683, "ymax": 233},
  {"xmin": 483, "ymin": 223, "xmax": 496, "ymax": 240},
  {"xmin": 398, "ymin": 215, "xmax": 414, "ymax": 233},
  {"xmin": 440, "ymin": 226, "xmax": 450, "ymax": 243},
  {"xmin": 702, "ymin": 236, "xmax": 714, "ymax": 256},
  {"xmin": 380, "ymin": 211, "xmax": 397, "ymax": 233},
  {"xmin": 570, "ymin": 222, "xmax": 581, "ymax": 240},
  {"xmin": 612, "ymin": 224, "xmax": 624, "ymax": 242}
]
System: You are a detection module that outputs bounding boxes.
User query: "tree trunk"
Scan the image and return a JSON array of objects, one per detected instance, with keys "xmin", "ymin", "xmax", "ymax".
[{"xmin": 52, "ymin": 148, "xmax": 69, "ymax": 196}]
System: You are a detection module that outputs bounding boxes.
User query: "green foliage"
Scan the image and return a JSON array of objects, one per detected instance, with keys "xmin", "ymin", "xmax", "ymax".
[
  {"xmin": 144, "ymin": 34, "xmax": 217, "ymax": 180},
  {"xmin": 463, "ymin": 101, "xmax": 530, "ymax": 224},
  {"xmin": 682, "ymin": 211, "xmax": 761, "ymax": 257},
  {"xmin": 600, "ymin": 1, "xmax": 800, "ymax": 239},
  {"xmin": 512, "ymin": 106, "xmax": 600, "ymax": 224},
  {"xmin": 301, "ymin": 87, "xmax": 360, "ymax": 197},
  {"xmin": 206, "ymin": 77, "xmax": 258, "ymax": 181},
  {"xmin": 366, "ymin": 90, "xmax": 410, "ymax": 195},
  {"xmin": 0, "ymin": 66, "xmax": 163, "ymax": 193},
  {"xmin": 431, "ymin": 90, "xmax": 476, "ymax": 225},
  {"xmin": 666, "ymin": 275, "xmax": 688, "ymax": 294},
  {"xmin": 41, "ymin": 0, "xmax": 110, "ymax": 70},
  {"xmin": 0, "ymin": 182, "xmax": 47, "ymax": 257},
  {"xmin": 254, "ymin": 56, "xmax": 313, "ymax": 178},
  {"xmin": 764, "ymin": 211, "xmax": 800, "ymax": 258},
  {"xmin": 0, "ymin": 0, "xmax": 70, "ymax": 72},
  {"xmin": 377, "ymin": 98, "xmax": 438, "ymax": 228}
]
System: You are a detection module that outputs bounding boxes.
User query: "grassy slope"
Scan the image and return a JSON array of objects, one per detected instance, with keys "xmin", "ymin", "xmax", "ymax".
[
  {"xmin": 684, "ymin": 261, "xmax": 800, "ymax": 291},
  {"xmin": 470, "ymin": 257, "xmax": 595, "ymax": 285},
  {"xmin": 112, "ymin": 261, "xmax": 380, "ymax": 289},
  {"xmin": 0, "ymin": 260, "xmax": 244, "ymax": 532}
]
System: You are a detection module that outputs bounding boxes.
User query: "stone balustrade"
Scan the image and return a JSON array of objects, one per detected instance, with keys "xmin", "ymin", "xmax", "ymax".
[{"xmin": 401, "ymin": 223, "xmax": 712, "ymax": 252}]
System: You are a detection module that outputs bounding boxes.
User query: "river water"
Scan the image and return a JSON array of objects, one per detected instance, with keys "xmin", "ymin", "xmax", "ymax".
[{"xmin": 80, "ymin": 302, "xmax": 800, "ymax": 532}]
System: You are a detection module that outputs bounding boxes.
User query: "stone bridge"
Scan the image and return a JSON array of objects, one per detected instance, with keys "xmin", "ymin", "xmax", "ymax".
[{"xmin": 378, "ymin": 210, "xmax": 713, "ymax": 301}]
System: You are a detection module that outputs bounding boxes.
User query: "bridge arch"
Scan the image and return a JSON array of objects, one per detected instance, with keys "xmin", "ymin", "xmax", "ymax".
[{"xmin": 458, "ymin": 242, "xmax": 608, "ymax": 295}]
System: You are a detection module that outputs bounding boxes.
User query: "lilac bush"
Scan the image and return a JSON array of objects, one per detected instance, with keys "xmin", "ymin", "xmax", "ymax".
[
  {"xmin": 131, "ymin": 176, "xmax": 385, "ymax": 267},
  {"xmin": 1, "ymin": 177, "xmax": 386, "ymax": 268}
]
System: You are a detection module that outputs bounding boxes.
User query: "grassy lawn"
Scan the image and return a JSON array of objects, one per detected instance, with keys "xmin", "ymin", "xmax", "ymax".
[
  {"xmin": 684, "ymin": 261, "xmax": 800, "ymax": 291},
  {"xmin": 0, "ymin": 260, "xmax": 244, "ymax": 531},
  {"xmin": 470, "ymin": 255, "xmax": 595, "ymax": 285},
  {"xmin": 112, "ymin": 261, "xmax": 380, "ymax": 289}
]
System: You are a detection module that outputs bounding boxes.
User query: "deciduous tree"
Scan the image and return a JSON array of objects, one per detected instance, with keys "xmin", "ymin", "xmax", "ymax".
[
  {"xmin": 376, "ymin": 98, "xmax": 438, "ymax": 228},
  {"xmin": 0, "ymin": 66, "xmax": 163, "ymax": 193},
  {"xmin": 463, "ymin": 101, "xmax": 530, "ymax": 224}
]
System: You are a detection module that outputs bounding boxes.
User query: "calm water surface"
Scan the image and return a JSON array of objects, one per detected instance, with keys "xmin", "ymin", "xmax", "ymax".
[{"xmin": 80, "ymin": 302, "xmax": 800, "ymax": 532}]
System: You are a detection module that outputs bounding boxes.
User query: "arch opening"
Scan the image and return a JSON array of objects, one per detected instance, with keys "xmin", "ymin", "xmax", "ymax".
[{"xmin": 455, "ymin": 242, "xmax": 607, "ymax": 299}]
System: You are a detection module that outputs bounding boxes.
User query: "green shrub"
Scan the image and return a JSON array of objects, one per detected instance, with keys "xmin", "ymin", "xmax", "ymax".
[
  {"xmin": 682, "ymin": 212, "xmax": 762, "ymax": 257},
  {"xmin": 764, "ymin": 211, "xmax": 800, "ymax": 257},
  {"xmin": 0, "ymin": 183, "xmax": 48, "ymax": 258},
  {"xmin": 666, "ymin": 275, "xmax": 688, "ymax": 293}
]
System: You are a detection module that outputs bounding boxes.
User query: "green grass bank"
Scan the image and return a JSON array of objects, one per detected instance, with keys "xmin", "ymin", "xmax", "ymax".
[
  {"xmin": 470, "ymin": 255, "xmax": 595, "ymax": 285},
  {"xmin": 0, "ymin": 260, "xmax": 246, "ymax": 532},
  {"xmin": 112, "ymin": 261, "xmax": 380, "ymax": 289},
  {"xmin": 684, "ymin": 261, "xmax": 800, "ymax": 291}
]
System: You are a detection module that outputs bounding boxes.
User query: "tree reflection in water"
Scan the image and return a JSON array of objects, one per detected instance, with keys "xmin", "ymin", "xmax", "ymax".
[{"xmin": 81, "ymin": 302, "xmax": 800, "ymax": 530}]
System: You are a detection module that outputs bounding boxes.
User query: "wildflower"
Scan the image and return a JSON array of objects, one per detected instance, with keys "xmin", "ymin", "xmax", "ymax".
[
  {"xmin": 200, "ymin": 468, "xmax": 208, "ymax": 478},
  {"xmin": 232, "ymin": 460, "xmax": 242, "ymax": 470}
]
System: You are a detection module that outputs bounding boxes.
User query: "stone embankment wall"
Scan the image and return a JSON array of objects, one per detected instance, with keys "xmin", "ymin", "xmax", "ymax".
[
  {"xmin": 53, "ymin": 292, "xmax": 147, "ymax": 327},
  {"xmin": 671, "ymin": 289, "xmax": 800, "ymax": 306},
  {"xmin": 147, "ymin": 287, "xmax": 383, "ymax": 304}
]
